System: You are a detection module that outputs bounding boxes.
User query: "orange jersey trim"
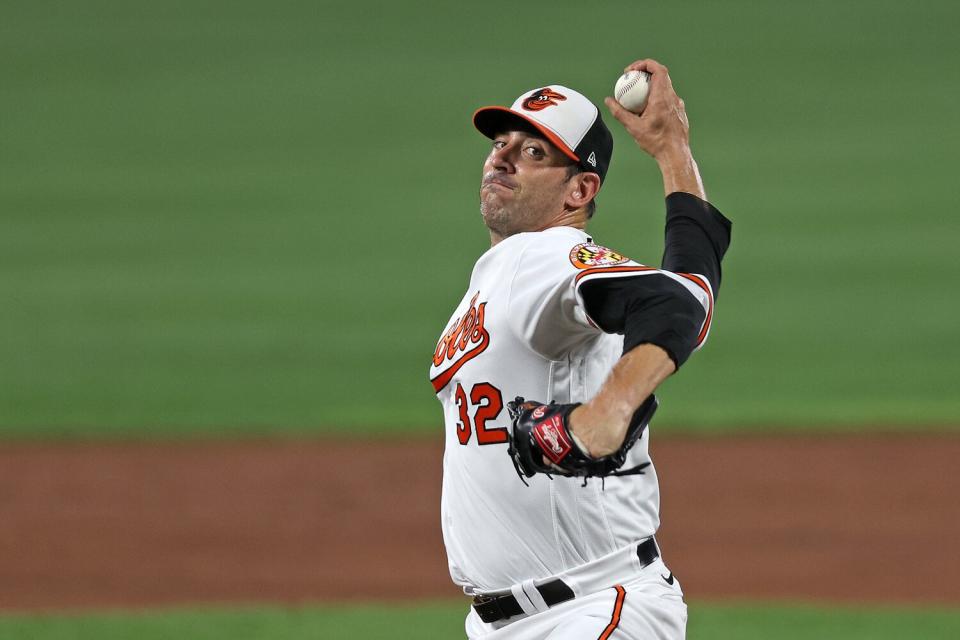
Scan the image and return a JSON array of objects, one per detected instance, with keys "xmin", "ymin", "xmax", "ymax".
[
  {"xmin": 598, "ymin": 585, "xmax": 626, "ymax": 640},
  {"xmin": 573, "ymin": 265, "xmax": 657, "ymax": 285},
  {"xmin": 677, "ymin": 272, "xmax": 713, "ymax": 345}
]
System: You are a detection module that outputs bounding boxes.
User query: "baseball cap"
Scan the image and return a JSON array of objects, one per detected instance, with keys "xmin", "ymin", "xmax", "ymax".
[{"xmin": 473, "ymin": 85, "xmax": 613, "ymax": 183}]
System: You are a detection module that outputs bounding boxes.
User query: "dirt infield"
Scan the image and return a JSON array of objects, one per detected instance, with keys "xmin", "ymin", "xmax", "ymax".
[{"xmin": 1, "ymin": 433, "xmax": 958, "ymax": 611}]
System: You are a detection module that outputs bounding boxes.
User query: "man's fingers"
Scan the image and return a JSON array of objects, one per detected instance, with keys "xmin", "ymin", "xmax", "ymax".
[
  {"xmin": 622, "ymin": 58, "xmax": 675, "ymax": 101},
  {"xmin": 604, "ymin": 96, "xmax": 637, "ymax": 127},
  {"xmin": 624, "ymin": 58, "xmax": 668, "ymax": 76}
]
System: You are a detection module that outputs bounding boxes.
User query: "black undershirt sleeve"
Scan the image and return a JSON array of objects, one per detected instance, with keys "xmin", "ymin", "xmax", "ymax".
[
  {"xmin": 580, "ymin": 275, "xmax": 705, "ymax": 368},
  {"xmin": 580, "ymin": 193, "xmax": 731, "ymax": 368},
  {"xmin": 662, "ymin": 192, "xmax": 732, "ymax": 298}
]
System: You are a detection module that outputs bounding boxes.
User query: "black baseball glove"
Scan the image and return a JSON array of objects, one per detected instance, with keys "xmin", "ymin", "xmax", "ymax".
[{"xmin": 506, "ymin": 395, "xmax": 658, "ymax": 485}]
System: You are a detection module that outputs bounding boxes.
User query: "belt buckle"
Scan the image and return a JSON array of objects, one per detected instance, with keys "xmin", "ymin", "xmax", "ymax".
[{"xmin": 472, "ymin": 592, "xmax": 511, "ymax": 624}]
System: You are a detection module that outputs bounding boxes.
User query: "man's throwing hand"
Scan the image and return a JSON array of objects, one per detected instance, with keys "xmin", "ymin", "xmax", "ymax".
[{"xmin": 604, "ymin": 59, "xmax": 690, "ymax": 162}]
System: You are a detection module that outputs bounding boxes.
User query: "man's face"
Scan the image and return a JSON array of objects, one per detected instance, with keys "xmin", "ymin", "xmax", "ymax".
[{"xmin": 479, "ymin": 128, "xmax": 575, "ymax": 239}]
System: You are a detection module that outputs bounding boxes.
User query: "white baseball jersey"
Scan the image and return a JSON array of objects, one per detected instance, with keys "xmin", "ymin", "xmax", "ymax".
[{"xmin": 429, "ymin": 225, "xmax": 713, "ymax": 594}]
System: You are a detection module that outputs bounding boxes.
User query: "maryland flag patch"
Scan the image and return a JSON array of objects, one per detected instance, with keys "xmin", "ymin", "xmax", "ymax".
[{"xmin": 569, "ymin": 243, "xmax": 630, "ymax": 269}]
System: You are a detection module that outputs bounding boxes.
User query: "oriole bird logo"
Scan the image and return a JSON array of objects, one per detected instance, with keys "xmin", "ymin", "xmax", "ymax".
[{"xmin": 522, "ymin": 88, "xmax": 567, "ymax": 111}]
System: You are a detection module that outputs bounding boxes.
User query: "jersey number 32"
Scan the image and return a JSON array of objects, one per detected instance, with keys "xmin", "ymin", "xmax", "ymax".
[{"xmin": 454, "ymin": 382, "xmax": 506, "ymax": 446}]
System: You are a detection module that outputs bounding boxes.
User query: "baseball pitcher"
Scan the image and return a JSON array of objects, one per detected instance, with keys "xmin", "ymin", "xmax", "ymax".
[{"xmin": 429, "ymin": 59, "xmax": 732, "ymax": 639}]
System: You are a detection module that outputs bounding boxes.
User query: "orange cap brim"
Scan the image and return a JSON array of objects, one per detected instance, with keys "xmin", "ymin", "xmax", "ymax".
[{"xmin": 472, "ymin": 106, "xmax": 580, "ymax": 163}]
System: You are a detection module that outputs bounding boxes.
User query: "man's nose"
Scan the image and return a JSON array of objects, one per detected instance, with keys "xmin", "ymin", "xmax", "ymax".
[{"xmin": 489, "ymin": 142, "xmax": 517, "ymax": 172}]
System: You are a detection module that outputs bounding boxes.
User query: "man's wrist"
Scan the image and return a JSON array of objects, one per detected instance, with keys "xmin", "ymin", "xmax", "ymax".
[
  {"xmin": 568, "ymin": 402, "xmax": 631, "ymax": 458},
  {"xmin": 656, "ymin": 146, "xmax": 705, "ymax": 200},
  {"xmin": 654, "ymin": 142, "xmax": 693, "ymax": 168}
]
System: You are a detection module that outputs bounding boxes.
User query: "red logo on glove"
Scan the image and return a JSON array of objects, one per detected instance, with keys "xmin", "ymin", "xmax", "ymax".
[
  {"xmin": 533, "ymin": 416, "xmax": 572, "ymax": 464},
  {"xmin": 532, "ymin": 405, "xmax": 547, "ymax": 419}
]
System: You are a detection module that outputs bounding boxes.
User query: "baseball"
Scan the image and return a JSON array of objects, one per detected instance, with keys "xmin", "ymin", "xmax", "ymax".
[{"xmin": 614, "ymin": 70, "xmax": 651, "ymax": 113}]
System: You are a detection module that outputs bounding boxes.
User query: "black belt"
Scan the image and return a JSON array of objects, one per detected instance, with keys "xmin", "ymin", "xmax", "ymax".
[{"xmin": 472, "ymin": 538, "xmax": 659, "ymax": 624}]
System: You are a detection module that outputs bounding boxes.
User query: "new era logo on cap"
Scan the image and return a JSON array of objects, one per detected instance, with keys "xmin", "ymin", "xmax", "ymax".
[{"xmin": 473, "ymin": 84, "xmax": 614, "ymax": 183}]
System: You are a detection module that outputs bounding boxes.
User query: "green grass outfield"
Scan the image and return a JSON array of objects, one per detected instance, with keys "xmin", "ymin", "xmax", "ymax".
[
  {"xmin": 3, "ymin": 0, "xmax": 959, "ymax": 438},
  {"xmin": 2, "ymin": 601, "xmax": 959, "ymax": 639}
]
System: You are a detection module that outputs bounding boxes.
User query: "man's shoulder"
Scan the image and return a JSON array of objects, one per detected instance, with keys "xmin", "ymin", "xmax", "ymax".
[
  {"xmin": 533, "ymin": 225, "xmax": 591, "ymax": 244},
  {"xmin": 509, "ymin": 226, "xmax": 592, "ymax": 259},
  {"xmin": 474, "ymin": 226, "xmax": 590, "ymax": 272},
  {"xmin": 505, "ymin": 228, "xmax": 595, "ymax": 281},
  {"xmin": 515, "ymin": 227, "xmax": 647, "ymax": 278}
]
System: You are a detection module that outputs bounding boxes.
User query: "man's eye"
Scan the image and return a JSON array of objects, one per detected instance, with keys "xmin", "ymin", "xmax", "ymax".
[
  {"xmin": 525, "ymin": 146, "xmax": 544, "ymax": 158},
  {"xmin": 492, "ymin": 140, "xmax": 506, "ymax": 149}
]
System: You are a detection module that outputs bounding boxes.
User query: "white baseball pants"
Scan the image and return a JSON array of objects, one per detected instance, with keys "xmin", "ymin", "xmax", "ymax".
[{"xmin": 464, "ymin": 557, "xmax": 686, "ymax": 640}]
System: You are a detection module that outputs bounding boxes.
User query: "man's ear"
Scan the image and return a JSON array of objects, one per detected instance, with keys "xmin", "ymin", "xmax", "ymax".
[{"xmin": 564, "ymin": 172, "xmax": 601, "ymax": 211}]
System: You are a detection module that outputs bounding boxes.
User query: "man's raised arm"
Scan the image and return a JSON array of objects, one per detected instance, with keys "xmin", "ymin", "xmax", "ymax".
[{"xmin": 570, "ymin": 59, "xmax": 732, "ymax": 458}]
